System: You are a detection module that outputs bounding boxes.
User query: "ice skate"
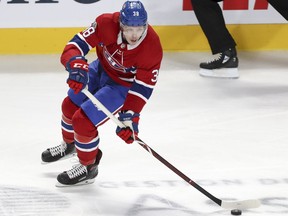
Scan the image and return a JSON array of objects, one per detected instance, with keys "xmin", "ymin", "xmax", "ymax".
[
  {"xmin": 56, "ymin": 149, "xmax": 102, "ymax": 187},
  {"xmin": 41, "ymin": 142, "xmax": 76, "ymax": 164},
  {"xmin": 199, "ymin": 48, "xmax": 239, "ymax": 79}
]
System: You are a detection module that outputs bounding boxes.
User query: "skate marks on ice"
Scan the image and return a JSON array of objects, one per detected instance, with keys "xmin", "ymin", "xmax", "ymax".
[
  {"xmin": 0, "ymin": 185, "xmax": 70, "ymax": 216},
  {"xmin": 93, "ymin": 178, "xmax": 287, "ymax": 216},
  {"xmin": 0, "ymin": 182, "xmax": 287, "ymax": 216}
]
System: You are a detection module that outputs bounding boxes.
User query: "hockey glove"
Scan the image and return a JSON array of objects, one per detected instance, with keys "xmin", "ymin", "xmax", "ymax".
[
  {"xmin": 66, "ymin": 56, "xmax": 89, "ymax": 94},
  {"xmin": 116, "ymin": 110, "xmax": 140, "ymax": 144}
]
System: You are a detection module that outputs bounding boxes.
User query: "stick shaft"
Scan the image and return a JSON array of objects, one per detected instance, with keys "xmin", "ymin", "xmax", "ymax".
[
  {"xmin": 82, "ymin": 88, "xmax": 125, "ymax": 128},
  {"xmin": 136, "ymin": 137, "xmax": 222, "ymax": 206},
  {"xmin": 82, "ymin": 88, "xmax": 222, "ymax": 205}
]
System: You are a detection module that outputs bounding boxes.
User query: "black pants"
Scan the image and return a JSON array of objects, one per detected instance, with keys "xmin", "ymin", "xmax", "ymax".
[{"xmin": 191, "ymin": 0, "xmax": 288, "ymax": 54}]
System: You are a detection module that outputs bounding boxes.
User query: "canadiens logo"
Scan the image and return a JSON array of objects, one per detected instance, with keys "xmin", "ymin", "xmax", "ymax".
[{"xmin": 103, "ymin": 46, "xmax": 136, "ymax": 74}]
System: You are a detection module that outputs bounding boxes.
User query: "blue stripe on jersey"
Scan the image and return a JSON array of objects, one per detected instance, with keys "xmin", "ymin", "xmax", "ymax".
[
  {"xmin": 69, "ymin": 35, "xmax": 90, "ymax": 56},
  {"xmin": 130, "ymin": 82, "xmax": 153, "ymax": 101}
]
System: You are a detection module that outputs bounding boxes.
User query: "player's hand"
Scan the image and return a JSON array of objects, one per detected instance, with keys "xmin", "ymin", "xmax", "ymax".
[
  {"xmin": 116, "ymin": 110, "xmax": 140, "ymax": 144},
  {"xmin": 66, "ymin": 56, "xmax": 89, "ymax": 94}
]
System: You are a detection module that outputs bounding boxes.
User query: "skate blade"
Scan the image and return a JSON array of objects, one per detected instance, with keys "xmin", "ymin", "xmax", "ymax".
[
  {"xmin": 41, "ymin": 152, "xmax": 77, "ymax": 165},
  {"xmin": 199, "ymin": 68, "xmax": 239, "ymax": 79},
  {"xmin": 55, "ymin": 178, "xmax": 95, "ymax": 187}
]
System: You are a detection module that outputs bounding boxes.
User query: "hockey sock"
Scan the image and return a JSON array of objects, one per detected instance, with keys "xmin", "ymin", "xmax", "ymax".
[{"xmin": 73, "ymin": 109, "xmax": 100, "ymax": 165}]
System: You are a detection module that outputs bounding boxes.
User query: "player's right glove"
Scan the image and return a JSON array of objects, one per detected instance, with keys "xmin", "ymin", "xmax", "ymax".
[{"xmin": 66, "ymin": 56, "xmax": 89, "ymax": 94}]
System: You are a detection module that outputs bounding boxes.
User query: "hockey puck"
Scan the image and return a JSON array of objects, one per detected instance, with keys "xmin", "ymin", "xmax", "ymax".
[{"xmin": 231, "ymin": 209, "xmax": 242, "ymax": 215}]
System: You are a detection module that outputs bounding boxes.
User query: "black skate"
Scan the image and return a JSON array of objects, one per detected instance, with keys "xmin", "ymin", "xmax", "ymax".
[
  {"xmin": 56, "ymin": 149, "xmax": 102, "ymax": 187},
  {"xmin": 41, "ymin": 142, "xmax": 76, "ymax": 163},
  {"xmin": 199, "ymin": 48, "xmax": 239, "ymax": 79}
]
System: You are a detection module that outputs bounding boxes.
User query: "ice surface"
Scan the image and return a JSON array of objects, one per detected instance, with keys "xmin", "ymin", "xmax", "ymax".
[{"xmin": 0, "ymin": 51, "xmax": 288, "ymax": 216}]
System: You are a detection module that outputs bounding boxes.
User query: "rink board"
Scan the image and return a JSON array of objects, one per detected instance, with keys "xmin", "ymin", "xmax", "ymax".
[{"xmin": 1, "ymin": 24, "xmax": 288, "ymax": 54}]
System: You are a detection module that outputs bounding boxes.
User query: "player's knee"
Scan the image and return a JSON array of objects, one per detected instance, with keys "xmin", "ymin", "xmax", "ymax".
[
  {"xmin": 72, "ymin": 109, "xmax": 97, "ymax": 137},
  {"xmin": 62, "ymin": 96, "xmax": 79, "ymax": 119}
]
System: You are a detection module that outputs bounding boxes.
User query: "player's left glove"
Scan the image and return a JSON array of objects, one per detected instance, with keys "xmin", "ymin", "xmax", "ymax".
[
  {"xmin": 66, "ymin": 56, "xmax": 89, "ymax": 94},
  {"xmin": 116, "ymin": 110, "xmax": 140, "ymax": 144}
]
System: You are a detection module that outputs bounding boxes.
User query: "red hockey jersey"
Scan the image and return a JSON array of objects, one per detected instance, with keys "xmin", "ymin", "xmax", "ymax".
[{"xmin": 61, "ymin": 12, "xmax": 163, "ymax": 113}]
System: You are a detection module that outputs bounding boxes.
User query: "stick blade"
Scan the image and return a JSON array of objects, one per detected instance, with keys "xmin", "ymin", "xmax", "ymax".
[{"xmin": 221, "ymin": 199, "xmax": 261, "ymax": 209}]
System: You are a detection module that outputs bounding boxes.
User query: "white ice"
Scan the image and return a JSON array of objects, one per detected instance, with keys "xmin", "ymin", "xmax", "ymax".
[{"xmin": 0, "ymin": 51, "xmax": 288, "ymax": 216}]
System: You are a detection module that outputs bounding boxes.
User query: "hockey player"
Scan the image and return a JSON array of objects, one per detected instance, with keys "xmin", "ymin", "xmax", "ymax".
[
  {"xmin": 191, "ymin": 0, "xmax": 288, "ymax": 79},
  {"xmin": 41, "ymin": 1, "xmax": 163, "ymax": 186}
]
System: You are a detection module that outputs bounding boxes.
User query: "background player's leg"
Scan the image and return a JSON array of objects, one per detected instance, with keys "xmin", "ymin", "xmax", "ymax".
[{"xmin": 268, "ymin": 0, "xmax": 288, "ymax": 20}]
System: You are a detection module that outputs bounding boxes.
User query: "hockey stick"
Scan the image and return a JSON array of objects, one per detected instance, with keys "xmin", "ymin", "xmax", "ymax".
[{"xmin": 82, "ymin": 88, "xmax": 261, "ymax": 210}]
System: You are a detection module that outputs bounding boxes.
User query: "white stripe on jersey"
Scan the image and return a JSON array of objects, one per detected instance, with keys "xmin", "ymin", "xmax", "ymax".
[
  {"xmin": 128, "ymin": 90, "xmax": 148, "ymax": 102},
  {"xmin": 77, "ymin": 33, "xmax": 93, "ymax": 50},
  {"xmin": 119, "ymin": 77, "xmax": 134, "ymax": 82},
  {"xmin": 135, "ymin": 79, "xmax": 155, "ymax": 89},
  {"xmin": 67, "ymin": 41, "xmax": 84, "ymax": 56}
]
